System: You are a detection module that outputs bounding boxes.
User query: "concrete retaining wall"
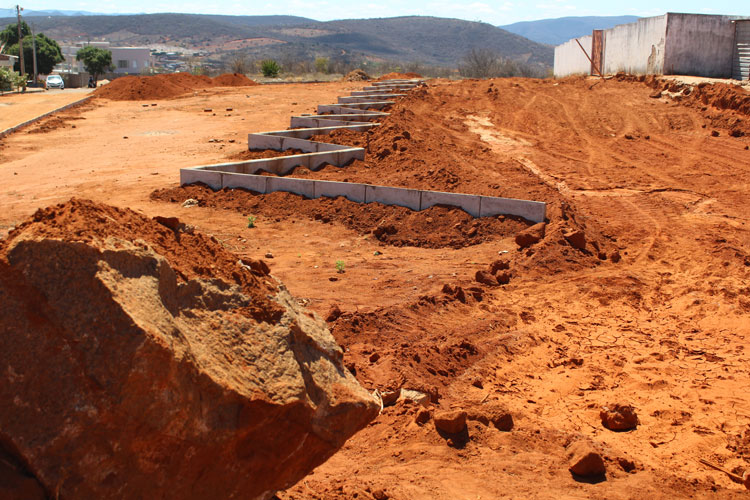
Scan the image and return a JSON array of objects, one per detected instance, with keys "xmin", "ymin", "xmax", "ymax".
[
  {"xmin": 554, "ymin": 13, "xmax": 750, "ymax": 77},
  {"xmin": 554, "ymin": 35, "xmax": 594, "ymax": 77},
  {"xmin": 602, "ymin": 15, "xmax": 667, "ymax": 75},
  {"xmin": 180, "ymin": 168, "xmax": 546, "ymax": 222},
  {"xmin": 664, "ymin": 14, "xmax": 746, "ymax": 78}
]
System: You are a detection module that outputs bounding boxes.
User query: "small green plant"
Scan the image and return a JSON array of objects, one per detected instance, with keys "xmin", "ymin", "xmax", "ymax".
[
  {"xmin": 247, "ymin": 215, "xmax": 257, "ymax": 228},
  {"xmin": 335, "ymin": 260, "xmax": 345, "ymax": 273},
  {"xmin": 260, "ymin": 59, "xmax": 280, "ymax": 78}
]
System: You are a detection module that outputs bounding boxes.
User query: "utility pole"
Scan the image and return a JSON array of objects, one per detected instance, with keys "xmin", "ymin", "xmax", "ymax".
[
  {"xmin": 16, "ymin": 5, "xmax": 25, "ymax": 77},
  {"xmin": 30, "ymin": 22, "xmax": 37, "ymax": 85}
]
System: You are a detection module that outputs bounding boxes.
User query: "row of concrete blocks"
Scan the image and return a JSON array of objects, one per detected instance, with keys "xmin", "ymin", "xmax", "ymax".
[
  {"xmin": 226, "ymin": 124, "xmax": 376, "ymax": 175},
  {"xmin": 180, "ymin": 78, "xmax": 546, "ymax": 222},
  {"xmin": 180, "ymin": 167, "xmax": 546, "ymax": 223}
]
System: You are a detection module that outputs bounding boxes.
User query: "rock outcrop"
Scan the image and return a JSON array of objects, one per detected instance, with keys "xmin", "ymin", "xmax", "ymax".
[{"xmin": 0, "ymin": 199, "xmax": 379, "ymax": 499}]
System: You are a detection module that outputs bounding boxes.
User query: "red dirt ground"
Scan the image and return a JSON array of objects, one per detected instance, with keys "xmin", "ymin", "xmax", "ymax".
[
  {"xmin": 377, "ymin": 72, "xmax": 424, "ymax": 81},
  {"xmin": 2, "ymin": 76, "xmax": 750, "ymax": 498}
]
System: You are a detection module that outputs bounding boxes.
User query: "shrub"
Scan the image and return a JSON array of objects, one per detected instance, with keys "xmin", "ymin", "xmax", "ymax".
[
  {"xmin": 314, "ymin": 57, "xmax": 330, "ymax": 74},
  {"xmin": 0, "ymin": 67, "xmax": 24, "ymax": 91},
  {"xmin": 260, "ymin": 59, "xmax": 280, "ymax": 78}
]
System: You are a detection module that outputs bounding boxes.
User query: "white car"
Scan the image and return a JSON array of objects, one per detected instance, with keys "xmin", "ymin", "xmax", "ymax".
[{"xmin": 45, "ymin": 75, "xmax": 64, "ymax": 90}]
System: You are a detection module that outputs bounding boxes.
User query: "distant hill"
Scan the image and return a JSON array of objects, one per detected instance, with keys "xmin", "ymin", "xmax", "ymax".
[
  {"xmin": 0, "ymin": 9, "xmax": 114, "ymax": 17},
  {"xmin": 0, "ymin": 14, "xmax": 552, "ymax": 69},
  {"xmin": 499, "ymin": 15, "xmax": 640, "ymax": 45},
  {"xmin": 318, "ymin": 17, "xmax": 552, "ymax": 66}
]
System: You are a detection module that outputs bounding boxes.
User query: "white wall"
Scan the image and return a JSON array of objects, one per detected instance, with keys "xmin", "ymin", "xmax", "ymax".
[
  {"xmin": 602, "ymin": 15, "xmax": 667, "ymax": 74},
  {"xmin": 664, "ymin": 14, "xmax": 747, "ymax": 78},
  {"xmin": 111, "ymin": 47, "xmax": 151, "ymax": 74},
  {"xmin": 554, "ymin": 35, "xmax": 593, "ymax": 77}
]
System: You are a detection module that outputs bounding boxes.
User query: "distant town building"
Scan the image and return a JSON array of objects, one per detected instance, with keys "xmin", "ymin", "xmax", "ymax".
[
  {"xmin": 554, "ymin": 13, "xmax": 750, "ymax": 80},
  {"xmin": 57, "ymin": 41, "xmax": 151, "ymax": 75},
  {"xmin": 0, "ymin": 53, "xmax": 18, "ymax": 68}
]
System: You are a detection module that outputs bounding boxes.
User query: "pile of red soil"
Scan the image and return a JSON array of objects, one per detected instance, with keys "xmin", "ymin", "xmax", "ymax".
[
  {"xmin": 150, "ymin": 184, "xmax": 530, "ymax": 249},
  {"xmin": 376, "ymin": 72, "xmax": 423, "ymax": 81},
  {"xmin": 615, "ymin": 73, "xmax": 750, "ymax": 136},
  {"xmin": 213, "ymin": 72, "xmax": 259, "ymax": 86},
  {"xmin": 96, "ymin": 72, "xmax": 258, "ymax": 101},
  {"xmin": 2, "ymin": 198, "xmax": 279, "ymax": 320}
]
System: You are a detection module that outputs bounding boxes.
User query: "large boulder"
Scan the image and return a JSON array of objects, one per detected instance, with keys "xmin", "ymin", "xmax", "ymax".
[{"xmin": 0, "ymin": 199, "xmax": 379, "ymax": 499}]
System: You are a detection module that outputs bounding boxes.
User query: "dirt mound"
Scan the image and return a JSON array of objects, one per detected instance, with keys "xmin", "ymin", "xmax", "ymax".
[
  {"xmin": 0, "ymin": 198, "xmax": 378, "ymax": 498},
  {"xmin": 96, "ymin": 72, "xmax": 258, "ymax": 100},
  {"xmin": 212, "ymin": 72, "xmax": 259, "ymax": 86},
  {"xmin": 376, "ymin": 72, "xmax": 423, "ymax": 81},
  {"xmin": 343, "ymin": 69, "xmax": 371, "ymax": 82},
  {"xmin": 614, "ymin": 73, "xmax": 750, "ymax": 136},
  {"xmin": 151, "ymin": 184, "xmax": 530, "ymax": 249}
]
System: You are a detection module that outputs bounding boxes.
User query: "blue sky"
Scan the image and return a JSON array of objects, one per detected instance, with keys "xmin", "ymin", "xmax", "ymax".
[{"xmin": 8, "ymin": 0, "xmax": 748, "ymax": 25}]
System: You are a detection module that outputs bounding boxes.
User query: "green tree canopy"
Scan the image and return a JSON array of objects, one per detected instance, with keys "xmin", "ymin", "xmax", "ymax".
[
  {"xmin": 2, "ymin": 22, "xmax": 64, "ymax": 75},
  {"xmin": 76, "ymin": 46, "xmax": 112, "ymax": 82},
  {"xmin": 7, "ymin": 34, "xmax": 64, "ymax": 75},
  {"xmin": 0, "ymin": 21, "xmax": 31, "ymax": 46}
]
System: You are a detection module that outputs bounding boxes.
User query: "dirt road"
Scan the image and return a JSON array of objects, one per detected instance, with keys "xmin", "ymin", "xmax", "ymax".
[
  {"xmin": 0, "ymin": 88, "xmax": 92, "ymax": 131},
  {"xmin": 1, "ymin": 77, "xmax": 749, "ymax": 499}
]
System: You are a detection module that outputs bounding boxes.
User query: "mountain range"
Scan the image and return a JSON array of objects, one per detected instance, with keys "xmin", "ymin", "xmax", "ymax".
[
  {"xmin": 499, "ymin": 15, "xmax": 640, "ymax": 45},
  {"xmin": 0, "ymin": 14, "xmax": 553, "ymax": 68}
]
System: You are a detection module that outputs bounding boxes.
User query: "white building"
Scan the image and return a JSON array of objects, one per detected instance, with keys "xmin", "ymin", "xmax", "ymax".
[
  {"xmin": 58, "ymin": 42, "xmax": 151, "ymax": 75},
  {"xmin": 0, "ymin": 53, "xmax": 18, "ymax": 68}
]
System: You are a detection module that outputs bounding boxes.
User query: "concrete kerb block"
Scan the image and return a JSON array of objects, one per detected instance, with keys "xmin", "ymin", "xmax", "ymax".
[
  {"xmin": 222, "ymin": 172, "xmax": 268, "ymax": 193},
  {"xmin": 365, "ymin": 184, "xmax": 422, "ymax": 211},
  {"xmin": 181, "ymin": 168, "xmax": 222, "ymax": 190},
  {"xmin": 267, "ymin": 176, "xmax": 315, "ymax": 198},
  {"xmin": 420, "ymin": 190, "xmax": 482, "ymax": 217},
  {"xmin": 314, "ymin": 180, "xmax": 367, "ymax": 202},
  {"xmin": 479, "ymin": 196, "xmax": 546, "ymax": 223}
]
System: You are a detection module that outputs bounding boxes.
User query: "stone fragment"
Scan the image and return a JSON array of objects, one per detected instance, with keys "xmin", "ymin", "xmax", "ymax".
[
  {"xmin": 414, "ymin": 408, "xmax": 432, "ymax": 425},
  {"xmin": 475, "ymin": 270, "xmax": 497, "ymax": 286},
  {"xmin": 434, "ymin": 410, "xmax": 468, "ymax": 434},
  {"xmin": 600, "ymin": 404, "xmax": 639, "ymax": 431},
  {"xmin": 467, "ymin": 402, "xmax": 514, "ymax": 431},
  {"xmin": 495, "ymin": 271, "xmax": 511, "ymax": 285},
  {"xmin": 326, "ymin": 304, "xmax": 343, "ymax": 322},
  {"xmin": 568, "ymin": 441, "xmax": 606, "ymax": 477},
  {"xmin": 564, "ymin": 229, "xmax": 587, "ymax": 251},
  {"xmin": 399, "ymin": 389, "xmax": 430, "ymax": 406},
  {"xmin": 381, "ymin": 389, "xmax": 400, "ymax": 407},
  {"xmin": 515, "ymin": 222, "xmax": 546, "ymax": 248}
]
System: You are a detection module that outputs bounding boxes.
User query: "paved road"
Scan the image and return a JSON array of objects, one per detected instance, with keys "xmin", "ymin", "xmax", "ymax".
[{"xmin": 0, "ymin": 88, "xmax": 93, "ymax": 132}]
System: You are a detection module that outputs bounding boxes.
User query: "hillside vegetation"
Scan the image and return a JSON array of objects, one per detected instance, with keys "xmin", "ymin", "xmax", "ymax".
[{"xmin": 0, "ymin": 14, "xmax": 553, "ymax": 69}]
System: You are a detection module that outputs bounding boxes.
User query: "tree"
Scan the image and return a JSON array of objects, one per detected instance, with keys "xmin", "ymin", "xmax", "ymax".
[
  {"xmin": 2, "ymin": 22, "xmax": 64, "ymax": 75},
  {"xmin": 76, "ymin": 46, "xmax": 112, "ymax": 83},
  {"xmin": 314, "ymin": 57, "xmax": 329, "ymax": 74},
  {"xmin": 0, "ymin": 21, "xmax": 30, "ymax": 46}
]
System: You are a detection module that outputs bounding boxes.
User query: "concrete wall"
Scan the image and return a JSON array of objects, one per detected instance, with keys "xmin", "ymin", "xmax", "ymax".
[
  {"xmin": 602, "ymin": 15, "xmax": 667, "ymax": 74},
  {"xmin": 664, "ymin": 14, "xmax": 745, "ymax": 78},
  {"xmin": 554, "ymin": 35, "xmax": 593, "ymax": 77}
]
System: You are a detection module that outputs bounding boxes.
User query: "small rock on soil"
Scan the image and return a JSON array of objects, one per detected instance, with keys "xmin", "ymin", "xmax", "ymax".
[
  {"xmin": 567, "ymin": 441, "xmax": 606, "ymax": 478},
  {"xmin": 600, "ymin": 404, "xmax": 639, "ymax": 431},
  {"xmin": 515, "ymin": 222, "xmax": 546, "ymax": 248},
  {"xmin": 434, "ymin": 410, "xmax": 468, "ymax": 434}
]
